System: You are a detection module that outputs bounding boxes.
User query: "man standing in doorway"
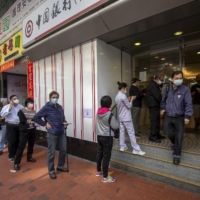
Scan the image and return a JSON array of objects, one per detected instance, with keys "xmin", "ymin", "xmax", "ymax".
[
  {"xmin": 0, "ymin": 95, "xmax": 24, "ymax": 161},
  {"xmin": 191, "ymin": 73, "xmax": 200, "ymax": 131},
  {"xmin": 161, "ymin": 71, "xmax": 193, "ymax": 165},
  {"xmin": 129, "ymin": 78, "xmax": 145, "ymax": 137},
  {"xmin": 146, "ymin": 75, "xmax": 165, "ymax": 143}
]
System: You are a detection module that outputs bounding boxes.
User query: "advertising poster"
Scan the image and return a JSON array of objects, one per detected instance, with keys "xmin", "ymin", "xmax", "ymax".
[{"xmin": 7, "ymin": 75, "xmax": 27, "ymax": 105}]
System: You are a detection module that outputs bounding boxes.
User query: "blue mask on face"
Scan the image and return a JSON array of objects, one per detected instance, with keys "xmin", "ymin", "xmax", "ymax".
[
  {"xmin": 51, "ymin": 98, "xmax": 58, "ymax": 104},
  {"xmin": 173, "ymin": 79, "xmax": 183, "ymax": 86}
]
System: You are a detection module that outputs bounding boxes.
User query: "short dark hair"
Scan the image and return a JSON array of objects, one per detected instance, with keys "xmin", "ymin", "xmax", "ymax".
[
  {"xmin": 25, "ymin": 98, "xmax": 34, "ymax": 106},
  {"xmin": 100, "ymin": 96, "xmax": 112, "ymax": 108},
  {"xmin": 171, "ymin": 71, "xmax": 183, "ymax": 78},
  {"xmin": 49, "ymin": 91, "xmax": 59, "ymax": 99},
  {"xmin": 117, "ymin": 82, "xmax": 127, "ymax": 90},
  {"xmin": 10, "ymin": 95, "xmax": 17, "ymax": 100}
]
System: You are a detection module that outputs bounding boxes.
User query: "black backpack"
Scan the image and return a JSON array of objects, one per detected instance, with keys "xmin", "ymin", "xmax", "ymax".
[{"xmin": 108, "ymin": 113, "xmax": 119, "ymax": 139}]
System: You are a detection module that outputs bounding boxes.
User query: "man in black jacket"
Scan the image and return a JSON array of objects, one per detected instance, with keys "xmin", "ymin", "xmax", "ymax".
[
  {"xmin": 146, "ymin": 75, "xmax": 165, "ymax": 143},
  {"xmin": 129, "ymin": 78, "xmax": 144, "ymax": 137}
]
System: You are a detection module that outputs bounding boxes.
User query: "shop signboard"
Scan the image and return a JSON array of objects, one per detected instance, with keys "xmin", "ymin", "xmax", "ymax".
[
  {"xmin": 7, "ymin": 74, "xmax": 27, "ymax": 105},
  {"xmin": 27, "ymin": 60, "xmax": 34, "ymax": 99},
  {"xmin": 22, "ymin": 0, "xmax": 108, "ymax": 47},
  {"xmin": 0, "ymin": 30, "xmax": 24, "ymax": 66},
  {"xmin": 0, "ymin": 59, "xmax": 15, "ymax": 73}
]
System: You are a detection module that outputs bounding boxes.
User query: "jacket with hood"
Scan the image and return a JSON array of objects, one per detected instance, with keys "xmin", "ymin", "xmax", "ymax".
[
  {"xmin": 33, "ymin": 102, "xmax": 66, "ymax": 136},
  {"xmin": 115, "ymin": 91, "xmax": 132, "ymax": 122},
  {"xmin": 96, "ymin": 108, "xmax": 118, "ymax": 137}
]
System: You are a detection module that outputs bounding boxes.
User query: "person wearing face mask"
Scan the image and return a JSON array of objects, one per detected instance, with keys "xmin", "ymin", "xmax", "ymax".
[
  {"xmin": 0, "ymin": 95, "xmax": 24, "ymax": 162},
  {"xmin": 161, "ymin": 71, "xmax": 193, "ymax": 165},
  {"xmin": 13, "ymin": 98, "xmax": 36, "ymax": 171},
  {"xmin": 191, "ymin": 73, "xmax": 200, "ymax": 131},
  {"xmin": 115, "ymin": 82, "xmax": 145, "ymax": 156},
  {"xmin": 146, "ymin": 75, "xmax": 165, "ymax": 143},
  {"xmin": 33, "ymin": 91, "xmax": 69, "ymax": 179}
]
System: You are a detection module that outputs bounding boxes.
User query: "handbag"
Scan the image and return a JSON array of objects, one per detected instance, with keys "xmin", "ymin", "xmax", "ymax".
[{"xmin": 108, "ymin": 113, "xmax": 119, "ymax": 139}]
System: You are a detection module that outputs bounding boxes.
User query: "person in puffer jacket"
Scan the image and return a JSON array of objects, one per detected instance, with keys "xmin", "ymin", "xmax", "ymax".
[
  {"xmin": 115, "ymin": 82, "xmax": 145, "ymax": 156},
  {"xmin": 33, "ymin": 91, "xmax": 69, "ymax": 179},
  {"xmin": 96, "ymin": 96, "xmax": 118, "ymax": 183}
]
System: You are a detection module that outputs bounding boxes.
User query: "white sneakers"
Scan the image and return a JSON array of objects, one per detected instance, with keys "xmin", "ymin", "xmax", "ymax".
[
  {"xmin": 120, "ymin": 146, "xmax": 128, "ymax": 151},
  {"xmin": 132, "ymin": 150, "xmax": 145, "ymax": 156}
]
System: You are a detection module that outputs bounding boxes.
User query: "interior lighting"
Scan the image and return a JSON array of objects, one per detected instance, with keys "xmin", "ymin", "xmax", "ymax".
[
  {"xmin": 134, "ymin": 42, "xmax": 141, "ymax": 46},
  {"xmin": 161, "ymin": 58, "xmax": 166, "ymax": 61},
  {"xmin": 197, "ymin": 52, "xmax": 200, "ymax": 55},
  {"xmin": 174, "ymin": 31, "xmax": 183, "ymax": 36},
  {"xmin": 154, "ymin": 56, "xmax": 159, "ymax": 59},
  {"xmin": 169, "ymin": 63, "xmax": 173, "ymax": 66},
  {"xmin": 144, "ymin": 68, "xmax": 147, "ymax": 70}
]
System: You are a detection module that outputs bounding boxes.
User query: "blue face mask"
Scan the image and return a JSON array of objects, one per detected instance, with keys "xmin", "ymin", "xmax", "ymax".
[
  {"xmin": 51, "ymin": 98, "xmax": 58, "ymax": 104},
  {"xmin": 173, "ymin": 79, "xmax": 183, "ymax": 86}
]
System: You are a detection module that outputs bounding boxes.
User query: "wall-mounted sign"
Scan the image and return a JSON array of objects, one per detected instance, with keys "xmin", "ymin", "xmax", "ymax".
[
  {"xmin": 27, "ymin": 60, "xmax": 34, "ymax": 99},
  {"xmin": 0, "ymin": 0, "xmax": 47, "ymax": 42},
  {"xmin": 22, "ymin": 0, "xmax": 108, "ymax": 47},
  {"xmin": 0, "ymin": 59, "xmax": 14, "ymax": 73},
  {"xmin": 139, "ymin": 71, "xmax": 147, "ymax": 82},
  {"xmin": 83, "ymin": 108, "xmax": 93, "ymax": 118},
  {"xmin": 0, "ymin": 30, "xmax": 24, "ymax": 65}
]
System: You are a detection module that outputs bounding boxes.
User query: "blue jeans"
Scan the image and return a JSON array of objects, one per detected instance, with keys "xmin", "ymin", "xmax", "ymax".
[
  {"xmin": 0, "ymin": 125, "xmax": 7, "ymax": 152},
  {"xmin": 47, "ymin": 132, "xmax": 66, "ymax": 173}
]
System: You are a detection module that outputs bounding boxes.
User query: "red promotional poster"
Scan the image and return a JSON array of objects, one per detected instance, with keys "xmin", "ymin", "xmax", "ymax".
[{"xmin": 27, "ymin": 60, "xmax": 34, "ymax": 99}]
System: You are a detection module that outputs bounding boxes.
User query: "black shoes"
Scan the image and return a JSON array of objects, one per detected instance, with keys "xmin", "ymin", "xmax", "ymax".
[
  {"xmin": 57, "ymin": 167, "xmax": 68, "ymax": 172},
  {"xmin": 149, "ymin": 138, "xmax": 161, "ymax": 143},
  {"xmin": 0, "ymin": 151, "xmax": 3, "ymax": 155},
  {"xmin": 173, "ymin": 157, "xmax": 180, "ymax": 165},
  {"xmin": 49, "ymin": 172, "xmax": 57, "ymax": 179},
  {"xmin": 27, "ymin": 158, "xmax": 36, "ymax": 162},
  {"xmin": 14, "ymin": 164, "xmax": 20, "ymax": 171},
  {"xmin": 135, "ymin": 133, "xmax": 141, "ymax": 138},
  {"xmin": 158, "ymin": 135, "xmax": 165, "ymax": 140}
]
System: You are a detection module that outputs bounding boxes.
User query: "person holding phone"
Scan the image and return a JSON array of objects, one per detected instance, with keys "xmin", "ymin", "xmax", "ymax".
[
  {"xmin": 13, "ymin": 98, "xmax": 37, "ymax": 171},
  {"xmin": 115, "ymin": 82, "xmax": 145, "ymax": 156},
  {"xmin": 0, "ymin": 95, "xmax": 24, "ymax": 162},
  {"xmin": 33, "ymin": 91, "xmax": 68, "ymax": 179}
]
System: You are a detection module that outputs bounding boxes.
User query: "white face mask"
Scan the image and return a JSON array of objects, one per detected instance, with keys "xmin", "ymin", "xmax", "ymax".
[
  {"xmin": 157, "ymin": 80, "xmax": 162, "ymax": 85},
  {"xmin": 13, "ymin": 99, "xmax": 19, "ymax": 104},
  {"xmin": 28, "ymin": 104, "xmax": 33, "ymax": 109},
  {"xmin": 173, "ymin": 79, "xmax": 183, "ymax": 86},
  {"xmin": 123, "ymin": 90, "xmax": 127, "ymax": 94}
]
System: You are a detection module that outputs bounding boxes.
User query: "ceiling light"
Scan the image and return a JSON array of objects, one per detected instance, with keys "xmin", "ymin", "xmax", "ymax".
[
  {"xmin": 197, "ymin": 52, "xmax": 200, "ymax": 55},
  {"xmin": 100, "ymin": 53, "xmax": 104, "ymax": 55},
  {"xmin": 134, "ymin": 42, "xmax": 141, "ymax": 46},
  {"xmin": 169, "ymin": 63, "xmax": 173, "ymax": 66},
  {"xmin": 174, "ymin": 31, "xmax": 183, "ymax": 36},
  {"xmin": 144, "ymin": 68, "xmax": 147, "ymax": 70},
  {"xmin": 161, "ymin": 58, "xmax": 166, "ymax": 61},
  {"xmin": 155, "ymin": 56, "xmax": 159, "ymax": 59}
]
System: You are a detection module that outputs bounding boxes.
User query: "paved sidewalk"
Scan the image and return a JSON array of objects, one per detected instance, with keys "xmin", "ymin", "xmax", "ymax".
[{"xmin": 0, "ymin": 145, "xmax": 200, "ymax": 200}]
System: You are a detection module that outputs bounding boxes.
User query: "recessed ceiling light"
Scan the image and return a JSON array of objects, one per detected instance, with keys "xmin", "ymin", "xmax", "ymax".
[
  {"xmin": 197, "ymin": 52, "xmax": 200, "ymax": 55},
  {"xmin": 174, "ymin": 31, "xmax": 183, "ymax": 36},
  {"xmin": 144, "ymin": 68, "xmax": 147, "ymax": 70},
  {"xmin": 161, "ymin": 58, "xmax": 166, "ymax": 61},
  {"xmin": 169, "ymin": 63, "xmax": 173, "ymax": 66},
  {"xmin": 155, "ymin": 56, "xmax": 159, "ymax": 59},
  {"xmin": 134, "ymin": 42, "xmax": 141, "ymax": 46}
]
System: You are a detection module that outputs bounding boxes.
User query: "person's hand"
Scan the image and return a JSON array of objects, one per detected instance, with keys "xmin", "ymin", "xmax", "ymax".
[
  {"xmin": 9, "ymin": 102, "xmax": 13, "ymax": 111},
  {"xmin": 30, "ymin": 121, "xmax": 35, "ymax": 124},
  {"xmin": 160, "ymin": 110, "xmax": 165, "ymax": 115},
  {"xmin": 46, "ymin": 122, "xmax": 52, "ymax": 129},
  {"xmin": 63, "ymin": 122, "xmax": 68, "ymax": 127},
  {"xmin": 128, "ymin": 96, "xmax": 131, "ymax": 101},
  {"xmin": 184, "ymin": 119, "xmax": 190, "ymax": 125},
  {"xmin": 131, "ymin": 96, "xmax": 136, "ymax": 101}
]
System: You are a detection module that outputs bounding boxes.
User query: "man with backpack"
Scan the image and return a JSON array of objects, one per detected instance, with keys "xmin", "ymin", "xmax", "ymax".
[{"xmin": 161, "ymin": 71, "xmax": 193, "ymax": 165}]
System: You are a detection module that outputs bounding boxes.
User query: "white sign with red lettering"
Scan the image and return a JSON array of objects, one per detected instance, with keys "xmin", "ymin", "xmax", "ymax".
[{"xmin": 22, "ymin": 0, "xmax": 108, "ymax": 47}]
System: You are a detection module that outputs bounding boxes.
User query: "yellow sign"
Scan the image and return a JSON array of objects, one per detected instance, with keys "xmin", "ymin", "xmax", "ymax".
[{"xmin": 0, "ymin": 30, "xmax": 24, "ymax": 65}]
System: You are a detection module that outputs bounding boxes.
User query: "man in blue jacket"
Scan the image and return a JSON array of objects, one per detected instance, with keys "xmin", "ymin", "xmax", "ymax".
[
  {"xmin": 33, "ymin": 91, "xmax": 69, "ymax": 179},
  {"xmin": 161, "ymin": 71, "xmax": 193, "ymax": 165}
]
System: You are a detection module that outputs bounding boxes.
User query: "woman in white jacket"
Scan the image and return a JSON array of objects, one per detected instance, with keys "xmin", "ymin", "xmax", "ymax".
[{"xmin": 115, "ymin": 82, "xmax": 145, "ymax": 156}]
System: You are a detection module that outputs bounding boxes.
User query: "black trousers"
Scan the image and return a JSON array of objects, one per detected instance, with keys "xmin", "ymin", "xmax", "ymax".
[
  {"xmin": 14, "ymin": 128, "xmax": 36, "ymax": 164},
  {"xmin": 149, "ymin": 107, "xmax": 160, "ymax": 140},
  {"xmin": 164, "ymin": 116, "xmax": 184, "ymax": 157},
  {"xmin": 6, "ymin": 124, "xmax": 20, "ymax": 159},
  {"xmin": 96, "ymin": 136, "xmax": 113, "ymax": 178}
]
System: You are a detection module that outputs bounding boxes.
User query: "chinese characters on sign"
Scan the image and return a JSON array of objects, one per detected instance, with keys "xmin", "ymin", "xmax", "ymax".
[
  {"xmin": 0, "ymin": 59, "xmax": 15, "ymax": 72},
  {"xmin": 2, "ymin": 15, "xmax": 10, "ymax": 33},
  {"xmin": 27, "ymin": 60, "xmax": 34, "ymax": 99}
]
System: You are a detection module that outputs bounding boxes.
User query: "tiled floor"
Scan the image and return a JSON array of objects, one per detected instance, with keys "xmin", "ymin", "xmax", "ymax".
[{"xmin": 0, "ymin": 145, "xmax": 200, "ymax": 200}]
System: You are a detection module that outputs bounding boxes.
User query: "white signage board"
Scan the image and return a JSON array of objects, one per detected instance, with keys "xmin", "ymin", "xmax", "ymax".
[
  {"xmin": 83, "ymin": 108, "xmax": 92, "ymax": 118},
  {"xmin": 139, "ymin": 71, "xmax": 147, "ymax": 82},
  {"xmin": 7, "ymin": 75, "xmax": 27, "ymax": 106},
  {"xmin": 22, "ymin": 0, "xmax": 108, "ymax": 47}
]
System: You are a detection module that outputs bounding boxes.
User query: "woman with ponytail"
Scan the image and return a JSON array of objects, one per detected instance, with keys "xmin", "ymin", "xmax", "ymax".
[{"xmin": 115, "ymin": 82, "xmax": 145, "ymax": 155}]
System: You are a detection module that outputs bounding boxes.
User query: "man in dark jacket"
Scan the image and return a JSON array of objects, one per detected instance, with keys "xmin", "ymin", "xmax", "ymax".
[
  {"xmin": 129, "ymin": 78, "xmax": 144, "ymax": 137},
  {"xmin": 161, "ymin": 71, "xmax": 193, "ymax": 165},
  {"xmin": 146, "ymin": 75, "xmax": 165, "ymax": 143},
  {"xmin": 33, "ymin": 91, "xmax": 69, "ymax": 179}
]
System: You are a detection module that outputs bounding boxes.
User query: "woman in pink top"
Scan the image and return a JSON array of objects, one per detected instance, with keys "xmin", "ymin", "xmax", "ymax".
[{"xmin": 115, "ymin": 82, "xmax": 145, "ymax": 156}]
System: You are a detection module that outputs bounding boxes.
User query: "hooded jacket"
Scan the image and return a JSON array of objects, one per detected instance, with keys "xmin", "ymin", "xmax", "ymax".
[
  {"xmin": 115, "ymin": 91, "xmax": 132, "ymax": 122},
  {"xmin": 33, "ymin": 102, "xmax": 66, "ymax": 136},
  {"xmin": 96, "ymin": 108, "xmax": 118, "ymax": 137}
]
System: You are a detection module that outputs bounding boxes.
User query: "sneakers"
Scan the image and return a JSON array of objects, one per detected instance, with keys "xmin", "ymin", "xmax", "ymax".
[
  {"xmin": 132, "ymin": 150, "xmax": 145, "ymax": 156},
  {"xmin": 101, "ymin": 176, "xmax": 116, "ymax": 183},
  {"xmin": 96, "ymin": 171, "xmax": 103, "ymax": 176},
  {"xmin": 9, "ymin": 158, "xmax": 15, "ymax": 162},
  {"xmin": 135, "ymin": 133, "xmax": 141, "ymax": 138},
  {"xmin": 120, "ymin": 146, "xmax": 128, "ymax": 151}
]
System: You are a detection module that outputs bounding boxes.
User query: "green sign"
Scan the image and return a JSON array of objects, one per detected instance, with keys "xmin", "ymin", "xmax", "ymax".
[{"xmin": 2, "ymin": 15, "xmax": 10, "ymax": 32}]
